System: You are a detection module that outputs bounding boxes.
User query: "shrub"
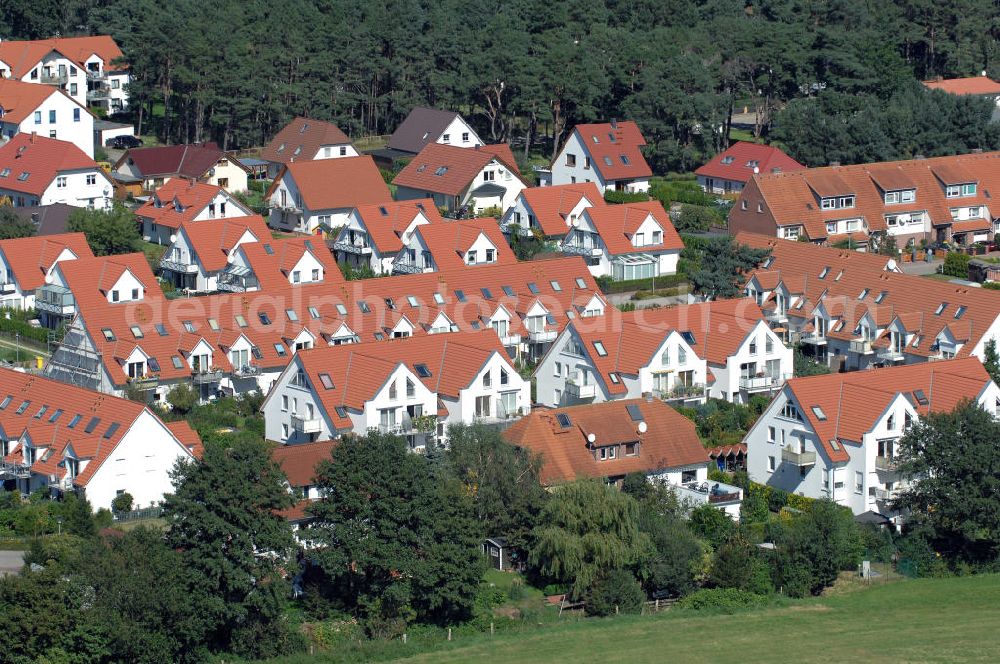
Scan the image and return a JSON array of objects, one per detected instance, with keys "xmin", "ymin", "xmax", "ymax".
[
  {"xmin": 674, "ymin": 204, "xmax": 720, "ymax": 232},
  {"xmin": 111, "ymin": 492, "xmax": 134, "ymax": 513},
  {"xmin": 677, "ymin": 588, "xmax": 768, "ymax": 612},
  {"xmin": 943, "ymin": 251, "xmax": 971, "ymax": 278},
  {"xmin": 604, "ymin": 190, "xmax": 650, "ymax": 204},
  {"xmin": 585, "ymin": 569, "xmax": 645, "ymax": 616}
]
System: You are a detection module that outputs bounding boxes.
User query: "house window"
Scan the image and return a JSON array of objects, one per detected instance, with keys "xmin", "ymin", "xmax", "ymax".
[
  {"xmin": 49, "ymin": 110, "xmax": 56, "ymax": 123},
  {"xmin": 281, "ymin": 395, "xmax": 288, "ymax": 412},
  {"xmin": 217, "ymin": 178, "xmax": 228, "ymax": 188},
  {"xmin": 485, "ymin": 248, "xmax": 495, "ymax": 262},
  {"xmin": 56, "ymin": 176, "xmax": 67, "ymax": 188},
  {"xmin": 475, "ymin": 395, "xmax": 492, "ymax": 418},
  {"xmin": 855, "ymin": 471, "xmax": 864, "ymax": 494},
  {"xmin": 292, "ymin": 270, "xmax": 301, "ymax": 283},
  {"xmin": 467, "ymin": 250, "xmax": 477, "ymax": 264},
  {"xmin": 767, "ymin": 426, "xmax": 776, "ymax": 442},
  {"xmin": 749, "ymin": 338, "xmax": 757, "ymax": 355},
  {"xmin": 484, "ymin": 170, "xmax": 495, "ymax": 181},
  {"xmin": 766, "ymin": 336, "xmax": 774, "ymax": 353},
  {"xmin": 462, "ymin": 132, "xmax": 469, "ymax": 142},
  {"xmin": 566, "ymin": 153, "xmax": 577, "ymax": 167},
  {"xmin": 767, "ymin": 455, "xmax": 776, "ymax": 471},
  {"xmin": 442, "ymin": 133, "xmax": 450, "ymax": 143},
  {"xmin": 86, "ymin": 174, "xmax": 96, "ymax": 185},
  {"xmin": 483, "ymin": 371, "xmax": 492, "ymax": 387},
  {"xmin": 73, "ymin": 108, "xmax": 80, "ymax": 122}
]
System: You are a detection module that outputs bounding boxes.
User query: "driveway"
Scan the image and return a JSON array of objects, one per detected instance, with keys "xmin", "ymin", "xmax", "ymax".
[{"xmin": 0, "ymin": 550, "xmax": 24, "ymax": 576}]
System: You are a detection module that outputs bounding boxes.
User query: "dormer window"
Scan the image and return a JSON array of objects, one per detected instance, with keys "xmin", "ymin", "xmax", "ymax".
[
  {"xmin": 821, "ymin": 195, "xmax": 855, "ymax": 210},
  {"xmin": 884, "ymin": 189, "xmax": 916, "ymax": 205},
  {"xmin": 721, "ymin": 156, "xmax": 734, "ymax": 165},
  {"xmin": 945, "ymin": 183, "xmax": 976, "ymax": 198}
]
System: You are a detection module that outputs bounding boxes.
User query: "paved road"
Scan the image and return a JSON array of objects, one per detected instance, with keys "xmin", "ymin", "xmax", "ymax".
[{"xmin": 0, "ymin": 550, "xmax": 24, "ymax": 576}]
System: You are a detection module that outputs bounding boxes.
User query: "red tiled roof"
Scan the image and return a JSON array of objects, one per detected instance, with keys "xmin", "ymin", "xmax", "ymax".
[
  {"xmin": 260, "ymin": 117, "xmax": 352, "ymax": 165},
  {"xmin": 355, "ymin": 199, "xmax": 443, "ymax": 254},
  {"xmin": 0, "ymin": 368, "xmax": 191, "ymax": 487},
  {"xmin": 562, "ymin": 299, "xmax": 767, "ymax": 396},
  {"xmin": 570, "ymin": 121, "xmax": 652, "ymax": 181},
  {"xmin": 695, "ymin": 141, "xmax": 804, "ymax": 183},
  {"xmin": 0, "ymin": 134, "xmax": 101, "ymax": 196},
  {"xmin": 584, "ymin": 200, "xmax": 683, "ymax": 255},
  {"xmin": 740, "ymin": 232, "xmax": 1000, "ymax": 356},
  {"xmin": 410, "ymin": 218, "xmax": 516, "ymax": 270},
  {"xmin": 708, "ymin": 443, "xmax": 746, "ymax": 458},
  {"xmin": 519, "ymin": 183, "xmax": 604, "ymax": 237},
  {"xmin": 136, "ymin": 180, "xmax": 253, "ymax": 230},
  {"xmin": 164, "ymin": 420, "xmax": 204, "ymax": 458},
  {"xmin": 394, "ymin": 143, "xmax": 524, "ymax": 196},
  {"xmin": 0, "ymin": 232, "xmax": 92, "ymax": 291},
  {"xmin": 503, "ymin": 399, "xmax": 707, "ymax": 485},
  {"xmin": 923, "ymin": 76, "xmax": 1000, "ymax": 95},
  {"xmin": 0, "ymin": 35, "xmax": 124, "ymax": 79},
  {"xmin": 117, "ymin": 144, "xmax": 245, "ymax": 179},
  {"xmin": 271, "ymin": 439, "xmax": 336, "ymax": 487},
  {"xmin": 0, "ymin": 78, "xmax": 70, "ymax": 123},
  {"xmin": 179, "ymin": 216, "xmax": 271, "ymax": 272},
  {"xmin": 784, "ymin": 357, "xmax": 991, "ymax": 463},
  {"xmin": 273, "ymin": 156, "xmax": 391, "ymax": 210},
  {"xmin": 293, "ymin": 330, "xmax": 511, "ymax": 431},
  {"xmin": 734, "ymin": 152, "xmax": 1000, "ymax": 240},
  {"xmin": 62, "ymin": 254, "xmax": 601, "ymax": 388}
]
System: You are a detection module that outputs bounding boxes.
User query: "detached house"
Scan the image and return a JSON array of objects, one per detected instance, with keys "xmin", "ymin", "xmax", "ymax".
[
  {"xmin": 386, "ymin": 107, "xmax": 482, "ymax": 156},
  {"xmin": 0, "ymin": 368, "xmax": 201, "ymax": 511},
  {"xmin": 271, "ymin": 439, "xmax": 337, "ymax": 528},
  {"xmin": 260, "ymin": 117, "xmax": 358, "ymax": 179},
  {"xmin": 114, "ymin": 143, "xmax": 249, "ymax": 194},
  {"xmin": 393, "ymin": 143, "xmax": 527, "ymax": 216},
  {"xmin": 563, "ymin": 200, "xmax": 683, "ymax": 281},
  {"xmin": 549, "ymin": 120, "xmax": 652, "ymax": 193},
  {"xmin": 136, "ymin": 180, "xmax": 254, "ymax": 245},
  {"xmin": 503, "ymin": 399, "xmax": 743, "ymax": 517},
  {"xmin": 536, "ymin": 299, "xmax": 792, "ymax": 406},
  {"xmin": 266, "ymin": 155, "xmax": 391, "ymax": 234},
  {"xmin": 500, "ymin": 182, "xmax": 603, "ymax": 243},
  {"xmin": 923, "ymin": 76, "xmax": 1000, "ymax": 121},
  {"xmin": 695, "ymin": 142, "xmax": 804, "ymax": 195},
  {"xmin": 0, "ymin": 133, "xmax": 113, "ymax": 209},
  {"xmin": 393, "ymin": 217, "xmax": 514, "ymax": 275},
  {"xmin": 262, "ymin": 331, "xmax": 531, "ymax": 447},
  {"xmin": 729, "ymin": 151, "xmax": 1000, "ymax": 248},
  {"xmin": 740, "ymin": 233, "xmax": 1000, "ymax": 370},
  {"xmin": 332, "ymin": 199, "xmax": 442, "ymax": 274},
  {"xmin": 0, "ymin": 78, "xmax": 94, "ymax": 157},
  {"xmin": 745, "ymin": 358, "xmax": 999, "ymax": 526},
  {"xmin": 0, "ymin": 232, "xmax": 93, "ymax": 312},
  {"xmin": 0, "ymin": 35, "xmax": 130, "ymax": 112},
  {"xmin": 159, "ymin": 215, "xmax": 271, "ymax": 292}
]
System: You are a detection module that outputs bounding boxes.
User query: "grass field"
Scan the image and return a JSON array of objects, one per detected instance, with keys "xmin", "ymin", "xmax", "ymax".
[{"xmin": 272, "ymin": 575, "xmax": 1000, "ymax": 664}]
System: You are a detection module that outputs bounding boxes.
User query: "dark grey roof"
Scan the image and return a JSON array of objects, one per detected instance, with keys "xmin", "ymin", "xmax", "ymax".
[
  {"xmin": 855, "ymin": 510, "xmax": 893, "ymax": 526},
  {"xmin": 469, "ymin": 182, "xmax": 507, "ymax": 197},
  {"xmin": 10, "ymin": 204, "xmax": 75, "ymax": 236},
  {"xmin": 387, "ymin": 107, "xmax": 461, "ymax": 154}
]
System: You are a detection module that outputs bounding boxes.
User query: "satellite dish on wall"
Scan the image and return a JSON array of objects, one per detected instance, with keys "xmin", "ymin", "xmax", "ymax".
[
  {"xmin": 638, "ymin": 421, "xmax": 648, "ymax": 434},
  {"xmin": 753, "ymin": 166, "xmax": 760, "ymax": 174},
  {"xmin": 44, "ymin": 274, "xmax": 53, "ymax": 284},
  {"xmin": 587, "ymin": 433, "xmax": 596, "ymax": 443},
  {"xmin": 169, "ymin": 234, "xmax": 177, "ymax": 243}
]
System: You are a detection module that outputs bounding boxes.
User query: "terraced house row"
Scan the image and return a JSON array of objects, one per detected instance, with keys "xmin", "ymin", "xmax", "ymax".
[
  {"xmin": 729, "ymin": 151, "xmax": 1000, "ymax": 248},
  {"xmin": 739, "ymin": 233, "xmax": 1000, "ymax": 370}
]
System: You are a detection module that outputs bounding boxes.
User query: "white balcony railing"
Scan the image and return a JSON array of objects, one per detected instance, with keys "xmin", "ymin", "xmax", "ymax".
[
  {"xmin": 849, "ymin": 339, "xmax": 874, "ymax": 355},
  {"xmin": 877, "ymin": 348, "xmax": 905, "ymax": 363},
  {"xmin": 782, "ymin": 447, "xmax": 817, "ymax": 466},
  {"xmin": 566, "ymin": 382, "xmax": 597, "ymax": 399},
  {"xmin": 528, "ymin": 329, "xmax": 557, "ymax": 343},
  {"xmin": 160, "ymin": 257, "xmax": 199, "ymax": 273},
  {"xmin": 672, "ymin": 480, "xmax": 743, "ymax": 507},
  {"xmin": 499, "ymin": 334, "xmax": 522, "ymax": 346},
  {"xmin": 875, "ymin": 455, "xmax": 899, "ymax": 472},
  {"xmin": 738, "ymin": 373, "xmax": 790, "ymax": 392},
  {"xmin": 800, "ymin": 333, "xmax": 827, "ymax": 345},
  {"xmin": 292, "ymin": 415, "xmax": 322, "ymax": 434},
  {"xmin": 333, "ymin": 240, "xmax": 372, "ymax": 255}
]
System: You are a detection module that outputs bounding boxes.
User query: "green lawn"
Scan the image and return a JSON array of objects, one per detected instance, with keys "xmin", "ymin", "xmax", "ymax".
[
  {"xmin": 406, "ymin": 575, "xmax": 1000, "ymax": 663},
  {"xmin": 271, "ymin": 575, "xmax": 1000, "ymax": 663}
]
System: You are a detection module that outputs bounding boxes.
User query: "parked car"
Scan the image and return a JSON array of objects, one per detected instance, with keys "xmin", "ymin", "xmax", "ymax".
[{"xmin": 105, "ymin": 135, "xmax": 143, "ymax": 149}]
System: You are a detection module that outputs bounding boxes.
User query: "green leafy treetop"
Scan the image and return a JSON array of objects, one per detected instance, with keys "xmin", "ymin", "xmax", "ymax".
[
  {"xmin": 307, "ymin": 431, "xmax": 484, "ymax": 634},
  {"xmin": 895, "ymin": 400, "xmax": 1000, "ymax": 566},
  {"xmin": 163, "ymin": 436, "xmax": 298, "ymax": 659},
  {"xmin": 530, "ymin": 479, "xmax": 652, "ymax": 600},
  {"xmin": 0, "ymin": 205, "xmax": 36, "ymax": 240},
  {"xmin": 67, "ymin": 205, "xmax": 142, "ymax": 256}
]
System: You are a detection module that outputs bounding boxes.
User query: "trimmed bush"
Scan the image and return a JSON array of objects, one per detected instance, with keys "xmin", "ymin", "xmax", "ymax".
[
  {"xmin": 604, "ymin": 190, "xmax": 650, "ymax": 204},
  {"xmin": 585, "ymin": 569, "xmax": 645, "ymax": 616},
  {"xmin": 677, "ymin": 588, "xmax": 768, "ymax": 612},
  {"xmin": 943, "ymin": 251, "xmax": 971, "ymax": 278}
]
